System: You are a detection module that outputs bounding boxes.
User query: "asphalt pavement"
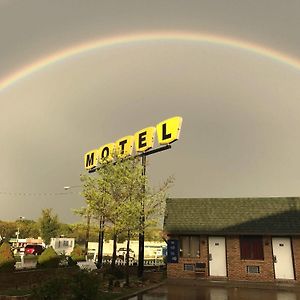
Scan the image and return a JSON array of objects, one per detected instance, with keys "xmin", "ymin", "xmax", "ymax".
[{"xmin": 126, "ymin": 280, "xmax": 300, "ymax": 300}]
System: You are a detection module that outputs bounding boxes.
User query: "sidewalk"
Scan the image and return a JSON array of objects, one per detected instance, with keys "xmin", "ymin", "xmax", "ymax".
[{"xmin": 167, "ymin": 277, "xmax": 300, "ymax": 292}]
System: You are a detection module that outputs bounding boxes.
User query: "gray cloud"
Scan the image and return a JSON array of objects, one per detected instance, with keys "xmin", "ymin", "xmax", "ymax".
[{"xmin": 0, "ymin": 1, "xmax": 300, "ymax": 222}]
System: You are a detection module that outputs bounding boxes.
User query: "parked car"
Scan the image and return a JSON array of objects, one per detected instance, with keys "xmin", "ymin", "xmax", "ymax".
[
  {"xmin": 117, "ymin": 247, "xmax": 135, "ymax": 259},
  {"xmin": 24, "ymin": 244, "xmax": 45, "ymax": 255}
]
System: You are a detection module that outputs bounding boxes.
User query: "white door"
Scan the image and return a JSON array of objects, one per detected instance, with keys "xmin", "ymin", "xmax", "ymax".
[
  {"xmin": 272, "ymin": 237, "xmax": 294, "ymax": 280},
  {"xmin": 208, "ymin": 236, "xmax": 227, "ymax": 277}
]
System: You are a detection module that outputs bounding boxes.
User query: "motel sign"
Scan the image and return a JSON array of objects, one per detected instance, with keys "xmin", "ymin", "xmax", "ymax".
[{"xmin": 84, "ymin": 116, "xmax": 183, "ymax": 170}]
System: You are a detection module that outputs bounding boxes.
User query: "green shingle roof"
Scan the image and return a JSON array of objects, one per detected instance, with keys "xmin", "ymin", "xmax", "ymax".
[{"xmin": 164, "ymin": 197, "xmax": 300, "ymax": 235}]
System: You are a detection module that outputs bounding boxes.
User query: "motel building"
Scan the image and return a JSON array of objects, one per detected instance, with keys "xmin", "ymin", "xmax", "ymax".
[{"xmin": 164, "ymin": 197, "xmax": 300, "ymax": 282}]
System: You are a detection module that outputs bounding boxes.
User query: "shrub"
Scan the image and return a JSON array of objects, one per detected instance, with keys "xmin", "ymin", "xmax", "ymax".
[
  {"xmin": 69, "ymin": 270, "xmax": 99, "ymax": 300},
  {"xmin": 32, "ymin": 270, "xmax": 100, "ymax": 300},
  {"xmin": 67, "ymin": 256, "xmax": 78, "ymax": 267},
  {"xmin": 37, "ymin": 246, "xmax": 60, "ymax": 268},
  {"xmin": 0, "ymin": 242, "xmax": 15, "ymax": 271},
  {"xmin": 70, "ymin": 244, "xmax": 85, "ymax": 262},
  {"xmin": 106, "ymin": 266, "xmax": 125, "ymax": 279},
  {"xmin": 31, "ymin": 277, "xmax": 66, "ymax": 300}
]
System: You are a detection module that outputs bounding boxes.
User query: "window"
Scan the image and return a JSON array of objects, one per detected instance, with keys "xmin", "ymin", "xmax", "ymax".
[
  {"xmin": 190, "ymin": 236, "xmax": 200, "ymax": 257},
  {"xmin": 180, "ymin": 236, "xmax": 200, "ymax": 257},
  {"xmin": 184, "ymin": 264, "xmax": 194, "ymax": 271},
  {"xmin": 240, "ymin": 236, "xmax": 264, "ymax": 260},
  {"xmin": 247, "ymin": 266, "xmax": 260, "ymax": 274},
  {"xmin": 63, "ymin": 240, "xmax": 69, "ymax": 247}
]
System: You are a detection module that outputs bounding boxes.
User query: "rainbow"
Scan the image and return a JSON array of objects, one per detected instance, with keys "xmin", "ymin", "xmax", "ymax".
[{"xmin": 1, "ymin": 31, "xmax": 300, "ymax": 92}]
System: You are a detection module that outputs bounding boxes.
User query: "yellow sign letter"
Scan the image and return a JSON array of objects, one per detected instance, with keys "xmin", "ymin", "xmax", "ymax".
[
  {"xmin": 134, "ymin": 127, "xmax": 156, "ymax": 153},
  {"xmin": 84, "ymin": 149, "xmax": 99, "ymax": 170},
  {"xmin": 98, "ymin": 143, "xmax": 115, "ymax": 163},
  {"xmin": 115, "ymin": 136, "xmax": 134, "ymax": 158},
  {"xmin": 156, "ymin": 116, "xmax": 183, "ymax": 145}
]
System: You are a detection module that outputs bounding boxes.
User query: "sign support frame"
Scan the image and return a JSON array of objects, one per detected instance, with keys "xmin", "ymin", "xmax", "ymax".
[{"xmin": 137, "ymin": 144, "xmax": 172, "ymax": 278}]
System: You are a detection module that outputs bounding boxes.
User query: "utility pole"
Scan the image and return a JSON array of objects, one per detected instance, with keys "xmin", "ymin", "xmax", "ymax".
[{"xmin": 16, "ymin": 216, "xmax": 25, "ymax": 251}]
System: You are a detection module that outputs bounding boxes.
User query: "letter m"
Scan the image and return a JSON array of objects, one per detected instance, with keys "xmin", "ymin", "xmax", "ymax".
[
  {"xmin": 86, "ymin": 153, "xmax": 94, "ymax": 167},
  {"xmin": 84, "ymin": 150, "xmax": 98, "ymax": 170}
]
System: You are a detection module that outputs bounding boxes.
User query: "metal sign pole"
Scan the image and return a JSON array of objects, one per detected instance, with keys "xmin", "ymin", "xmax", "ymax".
[
  {"xmin": 89, "ymin": 144, "xmax": 172, "ymax": 276},
  {"xmin": 97, "ymin": 215, "xmax": 105, "ymax": 268},
  {"xmin": 138, "ymin": 155, "xmax": 146, "ymax": 278},
  {"xmin": 137, "ymin": 144, "xmax": 171, "ymax": 278}
]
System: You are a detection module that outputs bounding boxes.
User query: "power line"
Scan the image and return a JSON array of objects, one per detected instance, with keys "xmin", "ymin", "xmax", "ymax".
[{"xmin": 0, "ymin": 191, "xmax": 79, "ymax": 196}]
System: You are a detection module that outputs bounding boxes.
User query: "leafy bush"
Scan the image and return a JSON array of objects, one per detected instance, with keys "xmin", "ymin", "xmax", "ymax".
[
  {"xmin": 32, "ymin": 270, "xmax": 100, "ymax": 300},
  {"xmin": 31, "ymin": 277, "xmax": 65, "ymax": 300},
  {"xmin": 107, "ymin": 266, "xmax": 125, "ymax": 279},
  {"xmin": 37, "ymin": 246, "xmax": 60, "ymax": 268},
  {"xmin": 69, "ymin": 270, "xmax": 99, "ymax": 300},
  {"xmin": 67, "ymin": 255, "xmax": 78, "ymax": 267},
  {"xmin": 0, "ymin": 242, "xmax": 15, "ymax": 271},
  {"xmin": 70, "ymin": 244, "xmax": 85, "ymax": 262}
]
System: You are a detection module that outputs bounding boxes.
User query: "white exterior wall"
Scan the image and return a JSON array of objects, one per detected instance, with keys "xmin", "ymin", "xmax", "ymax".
[
  {"xmin": 50, "ymin": 237, "xmax": 75, "ymax": 255},
  {"xmin": 88, "ymin": 240, "xmax": 166, "ymax": 258}
]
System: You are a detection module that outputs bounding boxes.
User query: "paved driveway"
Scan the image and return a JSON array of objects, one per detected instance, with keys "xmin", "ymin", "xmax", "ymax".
[{"xmin": 127, "ymin": 282, "xmax": 300, "ymax": 300}]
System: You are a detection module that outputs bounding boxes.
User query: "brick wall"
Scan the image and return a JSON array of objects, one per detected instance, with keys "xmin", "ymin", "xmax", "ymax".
[
  {"xmin": 292, "ymin": 236, "xmax": 300, "ymax": 280},
  {"xmin": 227, "ymin": 235, "xmax": 274, "ymax": 282},
  {"xmin": 167, "ymin": 235, "xmax": 300, "ymax": 282},
  {"xmin": 167, "ymin": 236, "xmax": 208, "ymax": 279}
]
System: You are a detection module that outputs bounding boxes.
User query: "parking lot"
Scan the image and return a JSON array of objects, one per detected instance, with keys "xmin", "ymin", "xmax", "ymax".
[{"xmin": 127, "ymin": 281, "xmax": 300, "ymax": 300}]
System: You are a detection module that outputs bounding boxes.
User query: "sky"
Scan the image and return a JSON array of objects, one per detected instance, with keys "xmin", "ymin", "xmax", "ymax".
[{"xmin": 1, "ymin": 0, "xmax": 300, "ymax": 223}]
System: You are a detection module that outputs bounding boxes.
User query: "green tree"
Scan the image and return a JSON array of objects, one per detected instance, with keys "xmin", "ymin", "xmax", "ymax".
[
  {"xmin": 16, "ymin": 219, "xmax": 40, "ymax": 238},
  {"xmin": 58, "ymin": 223, "xmax": 73, "ymax": 236},
  {"xmin": 81, "ymin": 157, "xmax": 145, "ymax": 269},
  {"xmin": 38, "ymin": 209, "xmax": 60, "ymax": 245},
  {"xmin": 0, "ymin": 241, "xmax": 15, "ymax": 271},
  {"xmin": 145, "ymin": 227, "xmax": 164, "ymax": 242},
  {"xmin": 80, "ymin": 155, "xmax": 173, "ymax": 281},
  {"xmin": 68, "ymin": 223, "xmax": 99, "ymax": 244},
  {"xmin": 73, "ymin": 206, "xmax": 93, "ymax": 254},
  {"xmin": 0, "ymin": 221, "xmax": 17, "ymax": 241}
]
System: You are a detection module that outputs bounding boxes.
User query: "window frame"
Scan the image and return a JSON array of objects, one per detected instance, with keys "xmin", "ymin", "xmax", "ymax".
[
  {"xmin": 240, "ymin": 235, "xmax": 264, "ymax": 260},
  {"xmin": 179, "ymin": 235, "xmax": 200, "ymax": 258}
]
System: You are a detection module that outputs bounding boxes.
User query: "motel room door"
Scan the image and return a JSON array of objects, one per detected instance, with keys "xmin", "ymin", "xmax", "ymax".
[
  {"xmin": 208, "ymin": 236, "xmax": 227, "ymax": 277},
  {"xmin": 272, "ymin": 237, "xmax": 295, "ymax": 280}
]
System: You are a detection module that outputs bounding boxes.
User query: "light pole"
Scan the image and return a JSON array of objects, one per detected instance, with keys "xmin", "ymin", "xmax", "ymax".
[
  {"xmin": 16, "ymin": 216, "xmax": 25, "ymax": 251},
  {"xmin": 64, "ymin": 185, "xmax": 81, "ymax": 190}
]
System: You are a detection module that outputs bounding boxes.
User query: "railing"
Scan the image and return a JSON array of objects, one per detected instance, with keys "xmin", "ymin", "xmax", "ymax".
[{"xmin": 101, "ymin": 257, "xmax": 165, "ymax": 266}]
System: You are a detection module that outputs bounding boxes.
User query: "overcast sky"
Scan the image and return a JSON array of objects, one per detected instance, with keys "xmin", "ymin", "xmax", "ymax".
[{"xmin": 1, "ymin": 0, "xmax": 300, "ymax": 223}]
